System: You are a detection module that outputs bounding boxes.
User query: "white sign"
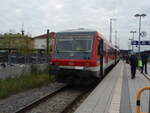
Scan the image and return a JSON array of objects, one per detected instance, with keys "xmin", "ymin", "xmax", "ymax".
[{"xmin": 140, "ymin": 31, "xmax": 147, "ymax": 37}]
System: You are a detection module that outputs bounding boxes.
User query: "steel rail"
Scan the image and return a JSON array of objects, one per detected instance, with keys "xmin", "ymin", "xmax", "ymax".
[{"xmin": 14, "ymin": 85, "xmax": 69, "ymax": 113}]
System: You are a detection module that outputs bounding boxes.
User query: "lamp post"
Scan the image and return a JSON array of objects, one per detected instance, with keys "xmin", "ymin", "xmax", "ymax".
[
  {"xmin": 118, "ymin": 37, "xmax": 120, "ymax": 49},
  {"xmin": 46, "ymin": 29, "xmax": 50, "ymax": 62},
  {"xmin": 128, "ymin": 41, "xmax": 131, "ymax": 53},
  {"xmin": 109, "ymin": 18, "xmax": 116, "ymax": 43},
  {"xmin": 115, "ymin": 30, "xmax": 117, "ymax": 47},
  {"xmin": 130, "ymin": 31, "xmax": 136, "ymax": 52},
  {"xmin": 134, "ymin": 14, "xmax": 146, "ymax": 53},
  {"xmin": 129, "ymin": 38, "xmax": 132, "ymax": 48}
]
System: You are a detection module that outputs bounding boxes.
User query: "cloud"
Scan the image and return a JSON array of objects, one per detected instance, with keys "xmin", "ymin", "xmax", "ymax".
[{"xmin": 0, "ymin": 0, "xmax": 149, "ymax": 50}]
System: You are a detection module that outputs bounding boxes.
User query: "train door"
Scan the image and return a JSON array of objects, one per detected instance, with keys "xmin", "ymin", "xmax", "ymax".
[{"xmin": 100, "ymin": 39, "xmax": 104, "ymax": 76}]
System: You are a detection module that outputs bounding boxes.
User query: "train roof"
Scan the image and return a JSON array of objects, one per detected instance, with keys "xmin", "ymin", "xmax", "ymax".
[
  {"xmin": 56, "ymin": 28, "xmax": 120, "ymax": 51},
  {"xmin": 57, "ymin": 28, "xmax": 97, "ymax": 34}
]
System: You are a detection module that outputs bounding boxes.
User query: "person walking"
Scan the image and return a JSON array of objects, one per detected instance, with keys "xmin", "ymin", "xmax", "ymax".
[
  {"xmin": 141, "ymin": 52, "xmax": 148, "ymax": 74},
  {"xmin": 129, "ymin": 53, "xmax": 138, "ymax": 79}
]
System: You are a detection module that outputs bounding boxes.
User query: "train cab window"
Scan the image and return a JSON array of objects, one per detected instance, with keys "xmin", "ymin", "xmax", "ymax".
[
  {"xmin": 56, "ymin": 39, "xmax": 73, "ymax": 52},
  {"xmin": 74, "ymin": 39, "xmax": 92, "ymax": 52},
  {"xmin": 98, "ymin": 40, "xmax": 105, "ymax": 56}
]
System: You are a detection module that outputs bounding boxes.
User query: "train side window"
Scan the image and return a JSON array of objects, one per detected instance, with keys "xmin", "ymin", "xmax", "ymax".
[
  {"xmin": 108, "ymin": 46, "xmax": 110, "ymax": 56},
  {"xmin": 108, "ymin": 46, "xmax": 112, "ymax": 56},
  {"xmin": 103, "ymin": 43, "xmax": 106, "ymax": 56}
]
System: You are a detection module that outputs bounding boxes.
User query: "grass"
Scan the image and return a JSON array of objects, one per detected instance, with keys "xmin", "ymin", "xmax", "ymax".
[{"xmin": 0, "ymin": 66, "xmax": 54, "ymax": 99}]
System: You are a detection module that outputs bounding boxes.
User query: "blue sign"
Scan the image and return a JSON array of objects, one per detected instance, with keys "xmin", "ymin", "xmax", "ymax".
[
  {"xmin": 131, "ymin": 41, "xmax": 138, "ymax": 45},
  {"xmin": 131, "ymin": 41, "xmax": 150, "ymax": 45}
]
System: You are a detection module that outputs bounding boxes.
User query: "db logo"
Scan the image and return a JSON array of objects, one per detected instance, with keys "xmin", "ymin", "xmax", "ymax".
[{"xmin": 68, "ymin": 62, "xmax": 74, "ymax": 66}]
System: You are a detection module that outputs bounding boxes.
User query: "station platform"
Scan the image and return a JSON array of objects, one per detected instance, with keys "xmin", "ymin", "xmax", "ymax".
[{"xmin": 74, "ymin": 61, "xmax": 150, "ymax": 113}]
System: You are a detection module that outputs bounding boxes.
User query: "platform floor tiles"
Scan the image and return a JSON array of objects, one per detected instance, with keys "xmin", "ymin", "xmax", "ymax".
[
  {"xmin": 74, "ymin": 61, "xmax": 124, "ymax": 113},
  {"xmin": 124, "ymin": 64, "xmax": 150, "ymax": 113},
  {"xmin": 74, "ymin": 61, "xmax": 150, "ymax": 113}
]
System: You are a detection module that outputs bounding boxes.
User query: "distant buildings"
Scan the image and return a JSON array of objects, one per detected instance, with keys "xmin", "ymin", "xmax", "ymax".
[
  {"xmin": 0, "ymin": 33, "xmax": 54, "ymax": 51},
  {"xmin": 33, "ymin": 33, "xmax": 54, "ymax": 50}
]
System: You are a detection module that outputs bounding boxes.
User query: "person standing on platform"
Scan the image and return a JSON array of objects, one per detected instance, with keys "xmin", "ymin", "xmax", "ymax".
[
  {"xmin": 129, "ymin": 53, "xmax": 138, "ymax": 79},
  {"xmin": 141, "ymin": 52, "xmax": 148, "ymax": 74}
]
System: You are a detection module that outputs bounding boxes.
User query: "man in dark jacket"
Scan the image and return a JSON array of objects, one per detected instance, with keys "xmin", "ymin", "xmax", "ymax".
[
  {"xmin": 141, "ymin": 52, "xmax": 148, "ymax": 74},
  {"xmin": 129, "ymin": 54, "xmax": 138, "ymax": 79}
]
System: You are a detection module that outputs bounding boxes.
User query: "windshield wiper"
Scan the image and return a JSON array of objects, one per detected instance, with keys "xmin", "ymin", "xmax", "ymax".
[
  {"xmin": 83, "ymin": 51, "xmax": 89, "ymax": 54},
  {"xmin": 56, "ymin": 47, "xmax": 60, "ymax": 53},
  {"xmin": 76, "ymin": 50, "xmax": 89, "ymax": 53}
]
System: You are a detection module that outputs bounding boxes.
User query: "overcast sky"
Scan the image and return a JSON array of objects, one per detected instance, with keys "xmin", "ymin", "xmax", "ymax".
[{"xmin": 0, "ymin": 0, "xmax": 150, "ymax": 50}]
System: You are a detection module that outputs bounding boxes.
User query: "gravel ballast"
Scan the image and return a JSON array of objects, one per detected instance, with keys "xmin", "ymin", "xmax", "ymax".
[
  {"xmin": 0, "ymin": 82, "xmax": 66, "ymax": 113},
  {"xmin": 26, "ymin": 87, "xmax": 84, "ymax": 113}
]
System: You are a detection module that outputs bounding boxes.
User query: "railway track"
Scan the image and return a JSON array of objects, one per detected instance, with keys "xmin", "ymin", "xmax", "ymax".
[
  {"xmin": 14, "ymin": 85, "xmax": 94, "ymax": 113},
  {"xmin": 14, "ymin": 85, "xmax": 69, "ymax": 113},
  {"xmin": 60, "ymin": 87, "xmax": 94, "ymax": 113},
  {"xmin": 13, "ymin": 63, "xmax": 115, "ymax": 113}
]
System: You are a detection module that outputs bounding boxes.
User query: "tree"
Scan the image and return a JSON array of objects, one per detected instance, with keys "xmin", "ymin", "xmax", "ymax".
[{"xmin": 0, "ymin": 33, "xmax": 34, "ymax": 55}]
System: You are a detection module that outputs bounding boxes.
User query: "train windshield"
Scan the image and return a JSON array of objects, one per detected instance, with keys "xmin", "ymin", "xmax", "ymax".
[
  {"xmin": 56, "ymin": 39, "xmax": 73, "ymax": 52},
  {"xmin": 56, "ymin": 36, "xmax": 93, "ymax": 52}
]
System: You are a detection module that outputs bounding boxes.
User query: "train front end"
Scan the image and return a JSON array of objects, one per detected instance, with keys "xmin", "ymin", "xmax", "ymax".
[{"xmin": 50, "ymin": 29, "xmax": 98, "ymax": 85}]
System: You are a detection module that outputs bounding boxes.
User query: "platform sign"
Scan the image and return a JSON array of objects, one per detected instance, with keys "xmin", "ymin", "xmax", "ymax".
[
  {"xmin": 141, "ymin": 41, "xmax": 150, "ymax": 45},
  {"xmin": 131, "ymin": 41, "xmax": 138, "ymax": 45},
  {"xmin": 140, "ymin": 31, "xmax": 147, "ymax": 37},
  {"xmin": 131, "ymin": 41, "xmax": 150, "ymax": 45}
]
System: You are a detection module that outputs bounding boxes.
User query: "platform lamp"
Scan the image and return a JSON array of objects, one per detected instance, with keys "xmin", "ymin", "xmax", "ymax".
[
  {"xmin": 130, "ymin": 31, "xmax": 136, "ymax": 52},
  {"xmin": 109, "ymin": 18, "xmax": 116, "ymax": 44},
  {"xmin": 46, "ymin": 29, "xmax": 50, "ymax": 62},
  {"xmin": 134, "ymin": 14, "xmax": 146, "ymax": 54}
]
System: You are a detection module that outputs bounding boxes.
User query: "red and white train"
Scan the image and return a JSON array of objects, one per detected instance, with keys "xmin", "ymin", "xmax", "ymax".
[{"xmin": 50, "ymin": 28, "xmax": 119, "ymax": 84}]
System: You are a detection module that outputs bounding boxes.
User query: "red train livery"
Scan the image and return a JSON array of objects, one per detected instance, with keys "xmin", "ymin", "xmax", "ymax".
[{"xmin": 50, "ymin": 28, "xmax": 119, "ymax": 84}]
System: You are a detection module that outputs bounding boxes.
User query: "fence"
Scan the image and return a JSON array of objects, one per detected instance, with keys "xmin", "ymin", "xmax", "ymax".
[
  {"xmin": 0, "ymin": 54, "xmax": 50, "ymax": 64},
  {"xmin": 0, "ymin": 63, "xmax": 49, "ymax": 79},
  {"xmin": 8, "ymin": 54, "xmax": 49, "ymax": 64}
]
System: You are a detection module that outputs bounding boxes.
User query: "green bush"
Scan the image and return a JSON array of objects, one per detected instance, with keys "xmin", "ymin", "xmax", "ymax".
[
  {"xmin": 30, "ymin": 64, "xmax": 49, "ymax": 75},
  {"xmin": 0, "ymin": 73, "xmax": 54, "ymax": 99}
]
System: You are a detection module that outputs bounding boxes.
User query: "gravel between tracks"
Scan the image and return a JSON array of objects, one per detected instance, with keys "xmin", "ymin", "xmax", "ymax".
[
  {"xmin": 64, "ymin": 91, "xmax": 91, "ymax": 113},
  {"xmin": 26, "ymin": 87, "xmax": 83, "ymax": 113},
  {"xmin": 0, "ymin": 82, "xmax": 66, "ymax": 113}
]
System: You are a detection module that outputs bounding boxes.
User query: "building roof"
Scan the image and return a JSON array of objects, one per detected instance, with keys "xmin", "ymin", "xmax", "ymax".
[
  {"xmin": 34, "ymin": 32, "xmax": 56, "ymax": 39},
  {"xmin": 33, "ymin": 34, "xmax": 47, "ymax": 39}
]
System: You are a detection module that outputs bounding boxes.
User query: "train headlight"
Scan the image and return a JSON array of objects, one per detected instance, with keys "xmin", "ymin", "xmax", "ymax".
[
  {"xmin": 84, "ymin": 63, "xmax": 90, "ymax": 67},
  {"xmin": 55, "ymin": 62, "xmax": 59, "ymax": 66}
]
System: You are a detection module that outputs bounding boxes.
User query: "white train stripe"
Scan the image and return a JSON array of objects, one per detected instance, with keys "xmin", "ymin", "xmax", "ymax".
[
  {"xmin": 58, "ymin": 60, "xmax": 116, "ymax": 72},
  {"xmin": 59, "ymin": 65, "xmax": 100, "ymax": 72}
]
